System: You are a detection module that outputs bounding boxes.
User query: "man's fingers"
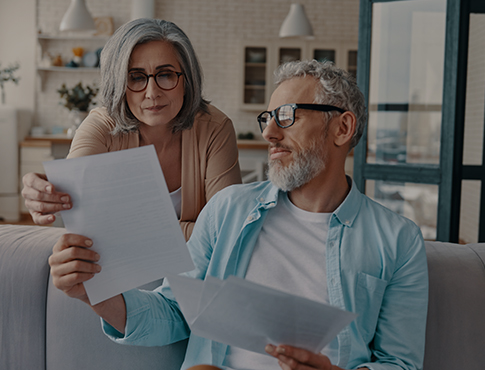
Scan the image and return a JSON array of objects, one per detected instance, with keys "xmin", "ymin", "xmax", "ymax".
[
  {"xmin": 49, "ymin": 234, "xmax": 99, "ymax": 304},
  {"xmin": 266, "ymin": 345, "xmax": 332, "ymax": 370},
  {"xmin": 51, "ymin": 273, "xmax": 93, "ymax": 301},
  {"xmin": 52, "ymin": 258, "xmax": 101, "ymax": 277},
  {"xmin": 51, "ymin": 234, "xmax": 94, "ymax": 254}
]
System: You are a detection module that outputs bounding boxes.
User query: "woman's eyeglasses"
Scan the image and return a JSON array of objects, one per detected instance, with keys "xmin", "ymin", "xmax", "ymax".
[
  {"xmin": 257, "ymin": 103, "xmax": 346, "ymax": 132},
  {"xmin": 127, "ymin": 70, "xmax": 183, "ymax": 92}
]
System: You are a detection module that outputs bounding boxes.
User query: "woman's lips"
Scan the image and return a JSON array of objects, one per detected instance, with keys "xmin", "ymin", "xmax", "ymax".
[{"xmin": 144, "ymin": 105, "xmax": 165, "ymax": 112}]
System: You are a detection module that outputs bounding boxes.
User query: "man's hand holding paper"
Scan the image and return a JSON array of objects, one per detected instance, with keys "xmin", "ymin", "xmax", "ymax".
[
  {"xmin": 44, "ymin": 146, "xmax": 195, "ymax": 306},
  {"xmin": 167, "ymin": 274, "xmax": 356, "ymax": 357}
]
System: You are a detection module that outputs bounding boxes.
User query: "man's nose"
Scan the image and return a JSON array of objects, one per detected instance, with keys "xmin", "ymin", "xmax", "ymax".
[{"xmin": 262, "ymin": 116, "xmax": 283, "ymax": 142}]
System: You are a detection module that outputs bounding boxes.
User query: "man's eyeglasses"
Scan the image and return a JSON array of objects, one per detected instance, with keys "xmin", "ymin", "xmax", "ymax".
[
  {"xmin": 127, "ymin": 70, "xmax": 183, "ymax": 92},
  {"xmin": 257, "ymin": 103, "xmax": 346, "ymax": 132}
]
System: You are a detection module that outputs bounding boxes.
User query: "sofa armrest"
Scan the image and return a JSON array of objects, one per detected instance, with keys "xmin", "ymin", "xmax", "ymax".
[{"xmin": 0, "ymin": 225, "xmax": 66, "ymax": 370}]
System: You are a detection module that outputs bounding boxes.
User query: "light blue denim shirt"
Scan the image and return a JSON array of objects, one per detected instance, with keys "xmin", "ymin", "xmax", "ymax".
[{"xmin": 103, "ymin": 180, "xmax": 428, "ymax": 370}]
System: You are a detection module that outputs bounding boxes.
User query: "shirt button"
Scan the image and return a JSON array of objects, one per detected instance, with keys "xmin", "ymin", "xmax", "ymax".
[
  {"xmin": 259, "ymin": 197, "xmax": 265, "ymax": 202},
  {"xmin": 345, "ymin": 220, "xmax": 351, "ymax": 225},
  {"xmin": 247, "ymin": 216, "xmax": 254, "ymax": 222},
  {"xmin": 329, "ymin": 242, "xmax": 334, "ymax": 248}
]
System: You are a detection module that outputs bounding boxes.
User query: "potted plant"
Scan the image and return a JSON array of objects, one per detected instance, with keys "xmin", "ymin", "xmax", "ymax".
[
  {"xmin": 0, "ymin": 62, "xmax": 20, "ymax": 106},
  {"xmin": 58, "ymin": 82, "xmax": 98, "ymax": 137},
  {"xmin": 58, "ymin": 81, "xmax": 98, "ymax": 112}
]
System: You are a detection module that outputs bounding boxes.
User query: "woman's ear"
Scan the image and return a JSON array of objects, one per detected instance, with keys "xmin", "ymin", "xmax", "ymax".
[{"xmin": 333, "ymin": 111, "xmax": 356, "ymax": 148}]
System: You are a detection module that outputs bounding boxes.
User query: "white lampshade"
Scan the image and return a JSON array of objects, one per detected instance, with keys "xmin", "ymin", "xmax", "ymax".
[
  {"xmin": 279, "ymin": 3, "xmax": 314, "ymax": 38},
  {"xmin": 59, "ymin": 0, "xmax": 96, "ymax": 32},
  {"xmin": 131, "ymin": 0, "xmax": 155, "ymax": 20}
]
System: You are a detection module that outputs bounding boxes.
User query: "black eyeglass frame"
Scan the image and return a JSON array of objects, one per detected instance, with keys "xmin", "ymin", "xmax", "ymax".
[
  {"xmin": 126, "ymin": 71, "xmax": 184, "ymax": 92},
  {"xmin": 257, "ymin": 103, "xmax": 346, "ymax": 132}
]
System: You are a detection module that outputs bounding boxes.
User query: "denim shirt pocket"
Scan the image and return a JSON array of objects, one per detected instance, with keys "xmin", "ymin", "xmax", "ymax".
[{"xmin": 355, "ymin": 272, "xmax": 388, "ymax": 343}]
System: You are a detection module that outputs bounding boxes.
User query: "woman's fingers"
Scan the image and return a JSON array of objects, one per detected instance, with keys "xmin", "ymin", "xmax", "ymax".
[
  {"xmin": 29, "ymin": 211, "xmax": 56, "ymax": 225},
  {"xmin": 21, "ymin": 173, "xmax": 72, "ymax": 224}
]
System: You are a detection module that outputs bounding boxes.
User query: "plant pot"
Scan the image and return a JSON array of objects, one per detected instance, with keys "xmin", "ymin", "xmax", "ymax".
[{"xmin": 66, "ymin": 109, "xmax": 89, "ymax": 138}]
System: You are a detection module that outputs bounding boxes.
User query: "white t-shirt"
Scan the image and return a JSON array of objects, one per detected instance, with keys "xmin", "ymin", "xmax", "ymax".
[
  {"xmin": 170, "ymin": 187, "xmax": 182, "ymax": 219},
  {"xmin": 223, "ymin": 192, "xmax": 336, "ymax": 370}
]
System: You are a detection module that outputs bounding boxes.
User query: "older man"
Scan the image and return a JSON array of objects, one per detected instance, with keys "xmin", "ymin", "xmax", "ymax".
[{"xmin": 49, "ymin": 60, "xmax": 428, "ymax": 370}]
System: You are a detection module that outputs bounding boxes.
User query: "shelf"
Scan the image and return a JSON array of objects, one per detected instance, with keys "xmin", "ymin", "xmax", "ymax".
[
  {"xmin": 237, "ymin": 140, "xmax": 268, "ymax": 150},
  {"xmin": 23, "ymin": 135, "xmax": 73, "ymax": 145},
  {"xmin": 37, "ymin": 35, "xmax": 109, "ymax": 55},
  {"xmin": 37, "ymin": 66, "xmax": 100, "ymax": 72},
  {"xmin": 244, "ymin": 62, "xmax": 266, "ymax": 67},
  {"xmin": 37, "ymin": 34, "xmax": 110, "ymax": 41},
  {"xmin": 37, "ymin": 67, "xmax": 100, "ymax": 91},
  {"xmin": 240, "ymin": 102, "xmax": 267, "ymax": 112},
  {"xmin": 244, "ymin": 85, "xmax": 266, "ymax": 90}
]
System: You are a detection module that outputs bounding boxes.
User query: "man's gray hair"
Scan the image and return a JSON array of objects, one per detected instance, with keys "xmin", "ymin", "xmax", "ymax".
[
  {"xmin": 99, "ymin": 18, "xmax": 209, "ymax": 134},
  {"xmin": 274, "ymin": 60, "xmax": 367, "ymax": 150}
]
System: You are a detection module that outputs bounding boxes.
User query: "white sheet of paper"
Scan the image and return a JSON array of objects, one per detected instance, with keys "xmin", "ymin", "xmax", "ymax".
[
  {"xmin": 43, "ymin": 145, "xmax": 194, "ymax": 305},
  {"xmin": 167, "ymin": 274, "xmax": 356, "ymax": 355}
]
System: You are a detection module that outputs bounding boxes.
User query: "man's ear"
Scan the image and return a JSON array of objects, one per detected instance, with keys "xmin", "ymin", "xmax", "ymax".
[{"xmin": 333, "ymin": 111, "xmax": 356, "ymax": 148}]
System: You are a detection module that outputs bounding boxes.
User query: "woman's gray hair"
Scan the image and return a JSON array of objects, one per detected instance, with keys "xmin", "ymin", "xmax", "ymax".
[
  {"xmin": 99, "ymin": 18, "xmax": 209, "ymax": 134},
  {"xmin": 274, "ymin": 60, "xmax": 367, "ymax": 150}
]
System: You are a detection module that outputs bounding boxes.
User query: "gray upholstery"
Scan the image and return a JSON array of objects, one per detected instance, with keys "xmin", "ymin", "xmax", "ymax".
[
  {"xmin": 423, "ymin": 241, "xmax": 485, "ymax": 369},
  {"xmin": 0, "ymin": 224, "xmax": 186, "ymax": 370},
  {"xmin": 0, "ymin": 225, "xmax": 64, "ymax": 369},
  {"xmin": 1, "ymin": 224, "xmax": 485, "ymax": 370}
]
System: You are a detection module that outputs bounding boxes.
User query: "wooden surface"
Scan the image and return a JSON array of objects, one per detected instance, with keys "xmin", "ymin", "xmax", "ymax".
[
  {"xmin": 237, "ymin": 140, "xmax": 268, "ymax": 150},
  {"xmin": 23, "ymin": 135, "xmax": 73, "ymax": 145}
]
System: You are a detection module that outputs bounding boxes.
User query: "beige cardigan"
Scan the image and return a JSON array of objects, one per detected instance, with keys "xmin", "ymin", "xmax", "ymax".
[{"xmin": 68, "ymin": 105, "xmax": 242, "ymax": 240}]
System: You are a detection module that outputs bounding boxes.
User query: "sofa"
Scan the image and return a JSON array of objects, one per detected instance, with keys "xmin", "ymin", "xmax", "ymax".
[{"xmin": 1, "ymin": 224, "xmax": 484, "ymax": 370}]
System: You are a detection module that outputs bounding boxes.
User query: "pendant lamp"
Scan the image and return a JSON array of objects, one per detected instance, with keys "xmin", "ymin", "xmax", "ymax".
[
  {"xmin": 279, "ymin": 3, "xmax": 314, "ymax": 38},
  {"xmin": 59, "ymin": 0, "xmax": 96, "ymax": 32},
  {"xmin": 131, "ymin": 0, "xmax": 155, "ymax": 20}
]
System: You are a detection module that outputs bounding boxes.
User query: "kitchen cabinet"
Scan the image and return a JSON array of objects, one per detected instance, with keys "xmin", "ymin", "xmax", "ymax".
[{"xmin": 240, "ymin": 40, "xmax": 357, "ymax": 111}]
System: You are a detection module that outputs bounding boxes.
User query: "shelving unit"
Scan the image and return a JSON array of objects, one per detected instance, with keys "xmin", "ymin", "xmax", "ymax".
[
  {"xmin": 240, "ymin": 40, "xmax": 358, "ymax": 111},
  {"xmin": 36, "ymin": 34, "xmax": 108, "ymax": 91}
]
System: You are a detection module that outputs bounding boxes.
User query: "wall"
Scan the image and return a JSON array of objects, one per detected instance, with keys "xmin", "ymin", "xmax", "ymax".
[
  {"xmin": 0, "ymin": 0, "xmax": 37, "ymax": 139},
  {"xmin": 34, "ymin": 0, "xmax": 360, "ymax": 135}
]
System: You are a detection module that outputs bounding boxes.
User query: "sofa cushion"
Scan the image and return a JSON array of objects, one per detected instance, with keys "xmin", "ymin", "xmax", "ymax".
[{"xmin": 424, "ymin": 241, "xmax": 485, "ymax": 370}]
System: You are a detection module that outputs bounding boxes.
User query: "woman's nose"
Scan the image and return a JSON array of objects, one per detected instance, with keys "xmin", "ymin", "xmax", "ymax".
[{"xmin": 144, "ymin": 76, "xmax": 162, "ymax": 99}]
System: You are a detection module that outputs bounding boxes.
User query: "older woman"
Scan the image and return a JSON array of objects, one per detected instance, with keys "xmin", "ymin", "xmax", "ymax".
[{"xmin": 21, "ymin": 19, "xmax": 241, "ymax": 240}]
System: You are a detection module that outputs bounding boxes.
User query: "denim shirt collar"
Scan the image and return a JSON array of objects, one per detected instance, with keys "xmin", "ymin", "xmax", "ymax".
[
  {"xmin": 332, "ymin": 177, "xmax": 363, "ymax": 228},
  {"xmin": 255, "ymin": 177, "xmax": 362, "ymax": 228},
  {"xmin": 254, "ymin": 181, "xmax": 280, "ymax": 210}
]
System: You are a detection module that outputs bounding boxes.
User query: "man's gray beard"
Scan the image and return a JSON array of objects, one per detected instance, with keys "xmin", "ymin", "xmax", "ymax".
[{"xmin": 267, "ymin": 141, "xmax": 326, "ymax": 192}]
